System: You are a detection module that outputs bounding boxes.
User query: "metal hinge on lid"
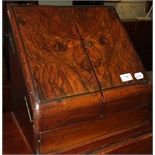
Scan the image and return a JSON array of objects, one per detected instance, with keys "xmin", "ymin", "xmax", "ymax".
[
  {"xmin": 9, "ymin": 33, "xmax": 15, "ymax": 54},
  {"xmin": 24, "ymin": 96, "xmax": 32, "ymax": 123}
]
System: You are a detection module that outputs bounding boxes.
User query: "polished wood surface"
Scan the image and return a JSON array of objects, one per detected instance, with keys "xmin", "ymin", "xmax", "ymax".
[
  {"xmin": 3, "ymin": 112, "xmax": 152, "ymax": 154},
  {"xmin": 39, "ymin": 92, "xmax": 103, "ymax": 131},
  {"xmin": 39, "ymin": 84, "xmax": 151, "ymax": 131},
  {"xmin": 7, "ymin": 5, "xmax": 152, "ymax": 153},
  {"xmin": 65, "ymin": 128, "xmax": 152, "ymax": 154},
  {"xmin": 96, "ymin": 133, "xmax": 152, "ymax": 154},
  {"xmin": 73, "ymin": 7, "xmax": 149, "ymax": 90},
  {"xmin": 9, "ymin": 33, "xmax": 36, "ymax": 152},
  {"xmin": 3, "ymin": 113, "xmax": 32, "ymax": 154},
  {"xmin": 9, "ymin": 6, "xmax": 100, "ymax": 103},
  {"xmin": 40, "ymin": 105, "xmax": 148, "ymax": 153},
  {"xmin": 8, "ymin": 6, "xmax": 150, "ymax": 103},
  {"xmin": 8, "ymin": 14, "xmax": 103, "ymax": 131}
]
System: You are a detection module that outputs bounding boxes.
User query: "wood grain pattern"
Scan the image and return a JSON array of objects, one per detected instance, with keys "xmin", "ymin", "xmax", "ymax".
[
  {"xmin": 73, "ymin": 7, "xmax": 149, "ymax": 90},
  {"xmin": 8, "ymin": 5, "xmax": 104, "ymax": 132},
  {"xmin": 38, "ymin": 84, "xmax": 151, "ymax": 131},
  {"xmin": 3, "ymin": 112, "xmax": 152, "ymax": 154},
  {"xmin": 40, "ymin": 105, "xmax": 147, "ymax": 153},
  {"xmin": 8, "ymin": 6, "xmax": 150, "ymax": 104},
  {"xmin": 64, "ymin": 125, "xmax": 151, "ymax": 154},
  {"xmin": 96, "ymin": 133, "xmax": 152, "ymax": 154},
  {"xmin": 7, "ymin": 5, "xmax": 152, "ymax": 153},
  {"xmin": 39, "ymin": 92, "xmax": 102, "ymax": 131},
  {"xmin": 3, "ymin": 113, "xmax": 32, "ymax": 154},
  {"xmin": 13, "ymin": 6, "xmax": 100, "ymax": 102}
]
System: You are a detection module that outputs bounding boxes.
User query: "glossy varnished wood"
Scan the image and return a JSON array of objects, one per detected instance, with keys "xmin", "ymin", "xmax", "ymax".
[
  {"xmin": 96, "ymin": 133, "xmax": 152, "ymax": 154},
  {"xmin": 9, "ymin": 32, "xmax": 36, "ymax": 151},
  {"xmin": 3, "ymin": 113, "xmax": 32, "ymax": 154},
  {"xmin": 7, "ymin": 5, "xmax": 102, "ymax": 133},
  {"xmin": 40, "ymin": 105, "xmax": 148, "ymax": 153},
  {"xmin": 7, "ymin": 6, "xmax": 105, "ymax": 131},
  {"xmin": 73, "ymin": 7, "xmax": 149, "ymax": 91},
  {"xmin": 64, "ymin": 128, "xmax": 152, "ymax": 154},
  {"xmin": 3, "ymin": 112, "xmax": 152, "ymax": 154},
  {"xmin": 8, "ymin": 6, "xmax": 150, "ymax": 103},
  {"xmin": 10, "ymin": 6, "xmax": 100, "ymax": 102},
  {"xmin": 39, "ymin": 92, "xmax": 102, "ymax": 131},
  {"xmin": 7, "ymin": 5, "xmax": 152, "ymax": 153}
]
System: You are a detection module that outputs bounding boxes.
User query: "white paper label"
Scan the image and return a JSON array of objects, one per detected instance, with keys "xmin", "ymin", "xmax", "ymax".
[
  {"xmin": 134, "ymin": 72, "xmax": 144, "ymax": 80},
  {"xmin": 120, "ymin": 73, "xmax": 133, "ymax": 82}
]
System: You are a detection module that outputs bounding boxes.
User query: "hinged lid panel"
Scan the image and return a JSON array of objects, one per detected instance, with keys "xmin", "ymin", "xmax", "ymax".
[
  {"xmin": 10, "ymin": 6, "xmax": 101, "ymax": 103},
  {"xmin": 72, "ymin": 7, "xmax": 149, "ymax": 90},
  {"xmin": 8, "ymin": 5, "xmax": 150, "ymax": 105}
]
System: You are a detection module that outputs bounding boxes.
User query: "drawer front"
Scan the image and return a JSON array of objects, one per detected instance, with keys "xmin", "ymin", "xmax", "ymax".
[
  {"xmin": 100, "ymin": 133, "xmax": 152, "ymax": 154},
  {"xmin": 36, "ymin": 88, "xmax": 151, "ymax": 132},
  {"xmin": 104, "ymin": 92, "xmax": 151, "ymax": 115},
  {"xmin": 40, "ymin": 105, "xmax": 148, "ymax": 154},
  {"xmin": 39, "ymin": 92, "xmax": 103, "ymax": 131}
]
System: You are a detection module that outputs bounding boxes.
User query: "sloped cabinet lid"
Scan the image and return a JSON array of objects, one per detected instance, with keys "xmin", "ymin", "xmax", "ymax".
[
  {"xmin": 7, "ymin": 6, "xmax": 149, "ymax": 104},
  {"xmin": 8, "ymin": 6, "xmax": 101, "ymax": 103},
  {"xmin": 72, "ymin": 7, "xmax": 149, "ymax": 90}
]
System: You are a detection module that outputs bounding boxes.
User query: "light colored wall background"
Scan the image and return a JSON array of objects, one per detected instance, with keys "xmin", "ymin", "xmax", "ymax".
[
  {"xmin": 39, "ymin": 1, "xmax": 72, "ymax": 6},
  {"xmin": 104, "ymin": 1, "xmax": 148, "ymax": 20},
  {"xmin": 38, "ymin": 1, "xmax": 151, "ymax": 20}
]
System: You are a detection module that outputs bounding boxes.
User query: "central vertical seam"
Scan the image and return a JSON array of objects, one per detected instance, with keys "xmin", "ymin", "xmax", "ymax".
[{"xmin": 71, "ymin": 13, "xmax": 105, "ymax": 115}]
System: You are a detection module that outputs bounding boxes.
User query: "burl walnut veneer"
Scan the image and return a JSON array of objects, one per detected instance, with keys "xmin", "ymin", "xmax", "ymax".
[{"xmin": 7, "ymin": 5, "xmax": 152, "ymax": 154}]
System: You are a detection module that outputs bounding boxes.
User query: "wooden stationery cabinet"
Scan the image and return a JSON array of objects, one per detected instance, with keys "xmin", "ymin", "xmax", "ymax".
[{"xmin": 7, "ymin": 5, "xmax": 152, "ymax": 154}]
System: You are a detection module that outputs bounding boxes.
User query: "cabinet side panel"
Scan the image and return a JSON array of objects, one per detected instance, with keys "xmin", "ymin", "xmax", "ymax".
[{"xmin": 9, "ymin": 31, "xmax": 36, "ymax": 153}]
